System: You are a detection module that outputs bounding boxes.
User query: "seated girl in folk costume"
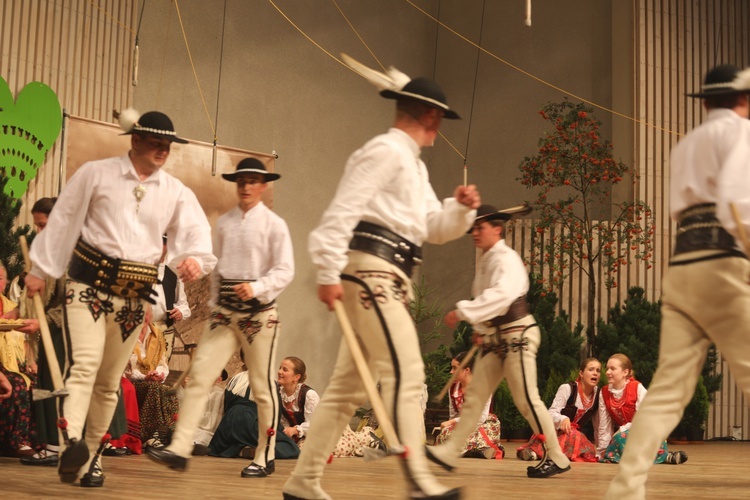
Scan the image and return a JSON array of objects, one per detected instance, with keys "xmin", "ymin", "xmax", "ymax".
[
  {"xmin": 598, "ymin": 353, "xmax": 686, "ymax": 465},
  {"xmin": 209, "ymin": 355, "xmax": 303, "ymax": 459},
  {"xmin": 517, "ymin": 358, "xmax": 601, "ymax": 463},
  {"xmin": 125, "ymin": 313, "xmax": 178, "ymax": 448},
  {"xmin": 210, "ymin": 355, "xmax": 386, "ymax": 460},
  {"xmin": 0, "ymin": 263, "xmax": 39, "ymax": 458},
  {"xmin": 435, "ymin": 351, "xmax": 504, "ymax": 460}
]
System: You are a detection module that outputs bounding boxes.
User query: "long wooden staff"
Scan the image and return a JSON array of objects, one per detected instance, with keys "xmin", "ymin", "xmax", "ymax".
[
  {"xmin": 730, "ymin": 203, "xmax": 750, "ymax": 254},
  {"xmin": 332, "ymin": 300, "xmax": 405, "ymax": 457},
  {"xmin": 19, "ymin": 236, "xmax": 68, "ymax": 400}
]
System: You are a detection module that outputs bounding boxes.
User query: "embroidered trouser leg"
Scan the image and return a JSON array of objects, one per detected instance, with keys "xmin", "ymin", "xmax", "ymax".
[
  {"xmin": 607, "ymin": 256, "xmax": 750, "ymax": 499},
  {"xmin": 60, "ymin": 280, "xmax": 146, "ymax": 477},
  {"xmin": 168, "ymin": 305, "xmax": 280, "ymax": 467},
  {"xmin": 430, "ymin": 317, "xmax": 568, "ymax": 470},
  {"xmin": 286, "ymin": 252, "xmax": 448, "ymax": 498}
]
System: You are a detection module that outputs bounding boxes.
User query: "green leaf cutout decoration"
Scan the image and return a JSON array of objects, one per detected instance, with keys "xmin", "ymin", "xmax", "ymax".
[{"xmin": 0, "ymin": 77, "xmax": 62, "ymax": 198}]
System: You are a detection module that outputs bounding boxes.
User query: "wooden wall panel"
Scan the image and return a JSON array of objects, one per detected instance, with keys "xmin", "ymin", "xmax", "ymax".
[{"xmin": 0, "ymin": 0, "xmax": 136, "ymax": 224}]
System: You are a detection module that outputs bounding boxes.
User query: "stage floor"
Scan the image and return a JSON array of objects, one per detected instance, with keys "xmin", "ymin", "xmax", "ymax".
[{"xmin": 3, "ymin": 441, "xmax": 747, "ymax": 499}]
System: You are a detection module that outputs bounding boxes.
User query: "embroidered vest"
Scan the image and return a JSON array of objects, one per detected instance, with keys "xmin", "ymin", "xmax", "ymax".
[
  {"xmin": 560, "ymin": 382, "xmax": 600, "ymax": 440},
  {"xmin": 280, "ymin": 384, "xmax": 311, "ymax": 427},
  {"xmin": 602, "ymin": 379, "xmax": 639, "ymax": 427}
]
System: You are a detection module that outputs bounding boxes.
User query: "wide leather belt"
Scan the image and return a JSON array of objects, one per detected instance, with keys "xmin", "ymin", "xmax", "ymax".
[
  {"xmin": 349, "ymin": 221, "xmax": 422, "ymax": 276},
  {"xmin": 483, "ymin": 296, "xmax": 530, "ymax": 328},
  {"xmin": 673, "ymin": 203, "xmax": 738, "ymax": 256},
  {"xmin": 68, "ymin": 239, "xmax": 158, "ymax": 303},
  {"xmin": 219, "ymin": 279, "xmax": 275, "ymax": 313}
]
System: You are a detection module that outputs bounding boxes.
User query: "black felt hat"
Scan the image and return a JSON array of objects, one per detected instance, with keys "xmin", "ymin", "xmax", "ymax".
[
  {"xmin": 687, "ymin": 65, "xmax": 747, "ymax": 98},
  {"xmin": 121, "ymin": 110, "xmax": 188, "ymax": 143},
  {"xmin": 468, "ymin": 204, "xmax": 533, "ymax": 233},
  {"xmin": 221, "ymin": 157, "xmax": 280, "ymax": 183},
  {"xmin": 380, "ymin": 77, "xmax": 460, "ymax": 120}
]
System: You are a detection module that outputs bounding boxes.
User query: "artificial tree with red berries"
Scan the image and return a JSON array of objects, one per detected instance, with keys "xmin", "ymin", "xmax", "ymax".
[{"xmin": 518, "ymin": 99, "xmax": 654, "ymax": 351}]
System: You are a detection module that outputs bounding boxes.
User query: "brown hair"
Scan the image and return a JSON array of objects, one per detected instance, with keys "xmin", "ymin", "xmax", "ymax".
[
  {"xmin": 705, "ymin": 92, "xmax": 746, "ymax": 110},
  {"xmin": 608, "ymin": 353, "xmax": 634, "ymax": 379},
  {"xmin": 579, "ymin": 357, "xmax": 601, "ymax": 372},
  {"xmin": 31, "ymin": 197, "xmax": 57, "ymax": 216},
  {"xmin": 396, "ymin": 98, "xmax": 434, "ymax": 120},
  {"xmin": 454, "ymin": 351, "xmax": 475, "ymax": 371},
  {"xmin": 285, "ymin": 356, "xmax": 307, "ymax": 383}
]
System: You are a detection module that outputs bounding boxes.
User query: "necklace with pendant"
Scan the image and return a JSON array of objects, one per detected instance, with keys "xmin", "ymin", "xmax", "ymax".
[{"xmin": 133, "ymin": 184, "xmax": 147, "ymax": 214}]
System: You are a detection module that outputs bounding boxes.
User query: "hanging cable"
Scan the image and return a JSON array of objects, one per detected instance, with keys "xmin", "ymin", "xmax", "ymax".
[
  {"xmin": 462, "ymin": 0, "xmax": 486, "ymax": 186},
  {"xmin": 132, "ymin": 0, "xmax": 147, "ymax": 86},
  {"xmin": 173, "ymin": 0, "xmax": 216, "ymax": 139},
  {"xmin": 403, "ymin": 0, "xmax": 682, "ymax": 137},
  {"xmin": 212, "ymin": 0, "xmax": 228, "ymax": 176}
]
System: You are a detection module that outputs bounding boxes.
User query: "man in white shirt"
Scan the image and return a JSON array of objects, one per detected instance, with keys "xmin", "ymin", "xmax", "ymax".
[
  {"xmin": 25, "ymin": 110, "xmax": 216, "ymax": 488},
  {"xmin": 283, "ymin": 66, "xmax": 479, "ymax": 500},
  {"xmin": 606, "ymin": 65, "xmax": 750, "ymax": 499},
  {"xmin": 148, "ymin": 157, "xmax": 294, "ymax": 479},
  {"xmin": 425, "ymin": 205, "xmax": 571, "ymax": 479}
]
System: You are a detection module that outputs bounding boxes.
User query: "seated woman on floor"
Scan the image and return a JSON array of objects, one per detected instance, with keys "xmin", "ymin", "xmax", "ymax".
[
  {"xmin": 125, "ymin": 312, "xmax": 179, "ymax": 449},
  {"xmin": 0, "ymin": 263, "xmax": 39, "ymax": 458},
  {"xmin": 434, "ymin": 350, "xmax": 504, "ymax": 460},
  {"xmin": 209, "ymin": 355, "xmax": 303, "ymax": 459},
  {"xmin": 517, "ymin": 357, "xmax": 601, "ymax": 463},
  {"xmin": 598, "ymin": 353, "xmax": 686, "ymax": 465}
]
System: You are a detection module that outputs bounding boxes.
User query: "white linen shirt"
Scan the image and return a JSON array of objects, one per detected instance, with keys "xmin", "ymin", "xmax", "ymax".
[
  {"xmin": 671, "ymin": 108, "xmax": 750, "ymax": 242},
  {"xmin": 212, "ymin": 202, "xmax": 294, "ymax": 305},
  {"xmin": 455, "ymin": 239, "xmax": 529, "ymax": 335},
  {"xmin": 308, "ymin": 127, "xmax": 476, "ymax": 285},
  {"xmin": 29, "ymin": 154, "xmax": 216, "ymax": 279}
]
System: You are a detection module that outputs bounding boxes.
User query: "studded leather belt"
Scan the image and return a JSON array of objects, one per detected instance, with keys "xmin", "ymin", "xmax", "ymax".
[
  {"xmin": 68, "ymin": 239, "xmax": 158, "ymax": 303},
  {"xmin": 349, "ymin": 221, "xmax": 422, "ymax": 277}
]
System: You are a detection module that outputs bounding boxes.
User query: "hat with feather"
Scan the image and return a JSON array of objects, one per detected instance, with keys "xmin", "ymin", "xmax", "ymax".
[
  {"xmin": 687, "ymin": 65, "xmax": 750, "ymax": 98},
  {"xmin": 118, "ymin": 108, "xmax": 189, "ymax": 143},
  {"xmin": 341, "ymin": 53, "xmax": 460, "ymax": 119}
]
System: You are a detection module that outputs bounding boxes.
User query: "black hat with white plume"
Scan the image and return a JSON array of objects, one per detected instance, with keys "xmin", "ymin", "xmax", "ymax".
[
  {"xmin": 118, "ymin": 108, "xmax": 189, "ymax": 143},
  {"xmin": 341, "ymin": 53, "xmax": 460, "ymax": 119}
]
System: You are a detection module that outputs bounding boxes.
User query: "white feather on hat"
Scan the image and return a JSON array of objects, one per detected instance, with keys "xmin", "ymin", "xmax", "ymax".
[
  {"xmin": 731, "ymin": 67, "xmax": 750, "ymax": 92},
  {"xmin": 118, "ymin": 108, "xmax": 140, "ymax": 133},
  {"xmin": 340, "ymin": 53, "xmax": 411, "ymax": 92}
]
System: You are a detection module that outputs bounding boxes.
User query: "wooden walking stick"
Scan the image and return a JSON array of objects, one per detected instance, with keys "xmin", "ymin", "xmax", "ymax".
[
  {"xmin": 730, "ymin": 203, "xmax": 750, "ymax": 254},
  {"xmin": 19, "ymin": 236, "xmax": 68, "ymax": 401},
  {"xmin": 433, "ymin": 345, "xmax": 478, "ymax": 403},
  {"xmin": 332, "ymin": 300, "xmax": 406, "ymax": 458}
]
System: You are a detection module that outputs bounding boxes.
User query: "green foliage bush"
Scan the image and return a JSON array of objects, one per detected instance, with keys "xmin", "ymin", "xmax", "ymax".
[{"xmin": 593, "ymin": 286, "xmax": 719, "ymax": 433}]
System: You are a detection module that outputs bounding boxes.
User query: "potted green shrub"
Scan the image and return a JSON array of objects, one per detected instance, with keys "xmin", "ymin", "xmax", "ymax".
[
  {"xmin": 496, "ymin": 380, "xmax": 532, "ymax": 441},
  {"xmin": 681, "ymin": 376, "xmax": 710, "ymax": 442}
]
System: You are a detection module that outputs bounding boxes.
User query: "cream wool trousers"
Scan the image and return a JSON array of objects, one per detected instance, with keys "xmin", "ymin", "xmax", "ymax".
[
  {"xmin": 607, "ymin": 254, "xmax": 750, "ymax": 499},
  {"xmin": 285, "ymin": 251, "xmax": 449, "ymax": 499},
  {"xmin": 167, "ymin": 305, "xmax": 280, "ymax": 467},
  {"xmin": 428, "ymin": 317, "xmax": 570, "ymax": 471},
  {"xmin": 59, "ymin": 281, "xmax": 146, "ymax": 477}
]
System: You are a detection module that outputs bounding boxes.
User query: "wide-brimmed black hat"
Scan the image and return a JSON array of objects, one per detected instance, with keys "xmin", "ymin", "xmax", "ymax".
[
  {"xmin": 687, "ymin": 65, "xmax": 747, "ymax": 98},
  {"xmin": 381, "ymin": 77, "xmax": 460, "ymax": 120},
  {"xmin": 468, "ymin": 204, "xmax": 533, "ymax": 233},
  {"xmin": 221, "ymin": 157, "xmax": 280, "ymax": 183},
  {"xmin": 122, "ymin": 110, "xmax": 188, "ymax": 143}
]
